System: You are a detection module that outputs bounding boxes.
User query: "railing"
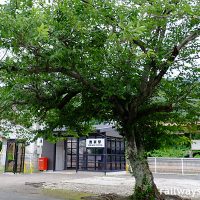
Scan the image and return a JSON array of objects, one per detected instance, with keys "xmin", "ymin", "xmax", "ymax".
[
  {"xmin": 148, "ymin": 157, "xmax": 200, "ymax": 175},
  {"xmin": 2, "ymin": 154, "xmax": 200, "ymax": 175}
]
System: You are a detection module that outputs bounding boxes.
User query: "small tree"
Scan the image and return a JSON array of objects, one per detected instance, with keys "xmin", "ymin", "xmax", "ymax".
[{"xmin": 0, "ymin": 0, "xmax": 199, "ymax": 199}]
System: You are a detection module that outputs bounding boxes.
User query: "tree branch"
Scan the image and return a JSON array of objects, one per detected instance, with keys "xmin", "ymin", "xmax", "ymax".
[
  {"xmin": 152, "ymin": 29, "xmax": 200, "ymax": 89},
  {"xmin": 4, "ymin": 65, "xmax": 100, "ymax": 93},
  {"xmin": 177, "ymin": 29, "xmax": 200, "ymax": 51},
  {"xmin": 0, "ymin": 49, "xmax": 8, "ymax": 61},
  {"xmin": 110, "ymin": 95, "xmax": 127, "ymax": 119},
  {"xmin": 132, "ymin": 39, "xmax": 147, "ymax": 53},
  {"xmin": 67, "ymin": 70, "xmax": 99, "ymax": 93},
  {"xmin": 128, "ymin": 30, "xmax": 199, "ymax": 121},
  {"xmin": 57, "ymin": 90, "xmax": 80, "ymax": 110},
  {"xmin": 81, "ymin": 0, "xmax": 94, "ymax": 7},
  {"xmin": 173, "ymin": 82, "xmax": 198, "ymax": 106},
  {"xmin": 137, "ymin": 104, "xmax": 173, "ymax": 120}
]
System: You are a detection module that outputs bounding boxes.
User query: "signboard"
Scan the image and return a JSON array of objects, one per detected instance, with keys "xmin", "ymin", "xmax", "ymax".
[
  {"xmin": 37, "ymin": 146, "xmax": 43, "ymax": 155},
  {"xmin": 86, "ymin": 138, "xmax": 105, "ymax": 148},
  {"xmin": 191, "ymin": 140, "xmax": 200, "ymax": 150},
  {"xmin": 37, "ymin": 138, "xmax": 43, "ymax": 147}
]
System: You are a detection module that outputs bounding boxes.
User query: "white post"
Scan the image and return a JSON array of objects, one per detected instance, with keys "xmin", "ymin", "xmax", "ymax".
[
  {"xmin": 30, "ymin": 155, "xmax": 33, "ymax": 174},
  {"xmin": 2, "ymin": 139, "xmax": 7, "ymax": 169},
  {"xmin": 181, "ymin": 158, "xmax": 184, "ymax": 175},
  {"xmin": 155, "ymin": 157, "xmax": 157, "ymax": 173}
]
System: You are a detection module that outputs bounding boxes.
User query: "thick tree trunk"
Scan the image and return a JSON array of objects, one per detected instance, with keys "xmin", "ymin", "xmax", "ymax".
[{"xmin": 126, "ymin": 130, "xmax": 163, "ymax": 200}]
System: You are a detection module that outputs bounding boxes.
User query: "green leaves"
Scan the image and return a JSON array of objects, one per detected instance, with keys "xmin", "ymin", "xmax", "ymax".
[
  {"xmin": 36, "ymin": 23, "xmax": 49, "ymax": 40},
  {"xmin": 0, "ymin": 0, "xmax": 199, "ymax": 142}
]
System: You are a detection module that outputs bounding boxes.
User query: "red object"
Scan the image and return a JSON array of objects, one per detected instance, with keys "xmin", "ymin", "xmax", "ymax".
[{"xmin": 38, "ymin": 157, "xmax": 48, "ymax": 171}]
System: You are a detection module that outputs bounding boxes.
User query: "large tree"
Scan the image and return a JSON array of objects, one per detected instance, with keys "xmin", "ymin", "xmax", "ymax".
[{"xmin": 0, "ymin": 0, "xmax": 199, "ymax": 199}]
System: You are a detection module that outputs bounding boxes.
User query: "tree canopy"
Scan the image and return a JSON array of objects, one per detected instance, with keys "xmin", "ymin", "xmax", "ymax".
[
  {"xmin": 0, "ymin": 0, "xmax": 199, "ymax": 132},
  {"xmin": 0, "ymin": 0, "xmax": 199, "ymax": 199}
]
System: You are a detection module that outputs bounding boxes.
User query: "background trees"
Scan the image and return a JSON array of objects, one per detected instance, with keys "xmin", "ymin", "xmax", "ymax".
[{"xmin": 0, "ymin": 0, "xmax": 199, "ymax": 199}]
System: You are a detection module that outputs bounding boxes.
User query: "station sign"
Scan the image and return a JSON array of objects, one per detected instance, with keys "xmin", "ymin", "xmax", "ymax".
[
  {"xmin": 37, "ymin": 138, "xmax": 43, "ymax": 147},
  {"xmin": 86, "ymin": 138, "xmax": 105, "ymax": 148}
]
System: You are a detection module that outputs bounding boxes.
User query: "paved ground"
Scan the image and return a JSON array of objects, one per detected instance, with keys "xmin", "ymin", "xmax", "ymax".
[
  {"xmin": 0, "ymin": 173, "xmax": 63, "ymax": 200},
  {"xmin": 0, "ymin": 171, "xmax": 200, "ymax": 199},
  {"xmin": 0, "ymin": 191, "xmax": 58, "ymax": 200}
]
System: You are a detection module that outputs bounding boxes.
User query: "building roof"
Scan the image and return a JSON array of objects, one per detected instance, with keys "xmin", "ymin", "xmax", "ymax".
[{"xmin": 94, "ymin": 124, "xmax": 123, "ymax": 138}]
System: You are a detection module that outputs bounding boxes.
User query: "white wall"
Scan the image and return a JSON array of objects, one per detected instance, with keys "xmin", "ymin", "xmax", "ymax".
[{"xmin": 0, "ymin": 139, "xmax": 7, "ymax": 168}]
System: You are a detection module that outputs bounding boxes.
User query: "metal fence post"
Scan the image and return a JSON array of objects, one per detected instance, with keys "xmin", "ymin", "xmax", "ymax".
[{"xmin": 181, "ymin": 158, "xmax": 184, "ymax": 175}]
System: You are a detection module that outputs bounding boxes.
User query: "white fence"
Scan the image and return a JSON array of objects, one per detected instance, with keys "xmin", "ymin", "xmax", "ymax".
[
  {"xmin": 148, "ymin": 157, "xmax": 200, "ymax": 175},
  {"xmin": 2, "ymin": 155, "xmax": 200, "ymax": 175}
]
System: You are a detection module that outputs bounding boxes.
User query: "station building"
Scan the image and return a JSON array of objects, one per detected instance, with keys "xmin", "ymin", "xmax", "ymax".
[
  {"xmin": 42, "ymin": 125, "xmax": 126, "ymax": 172},
  {"xmin": 0, "ymin": 125, "xmax": 126, "ymax": 173}
]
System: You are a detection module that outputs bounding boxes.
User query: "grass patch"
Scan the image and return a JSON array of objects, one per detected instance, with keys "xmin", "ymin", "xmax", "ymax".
[{"xmin": 42, "ymin": 189, "xmax": 93, "ymax": 200}]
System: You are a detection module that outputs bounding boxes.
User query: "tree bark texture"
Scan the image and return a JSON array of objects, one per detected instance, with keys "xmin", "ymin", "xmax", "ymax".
[{"xmin": 126, "ymin": 128, "xmax": 164, "ymax": 200}]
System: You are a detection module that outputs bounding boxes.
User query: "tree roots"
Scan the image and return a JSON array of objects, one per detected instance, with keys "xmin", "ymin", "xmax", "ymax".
[{"xmin": 81, "ymin": 193, "xmax": 191, "ymax": 200}]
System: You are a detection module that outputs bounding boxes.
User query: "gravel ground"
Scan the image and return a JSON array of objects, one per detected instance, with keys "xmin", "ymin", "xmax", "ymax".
[
  {"xmin": 43, "ymin": 176, "xmax": 133, "ymax": 195},
  {"xmin": 42, "ymin": 172, "xmax": 200, "ymax": 199},
  {"xmin": 0, "ymin": 171, "xmax": 200, "ymax": 199}
]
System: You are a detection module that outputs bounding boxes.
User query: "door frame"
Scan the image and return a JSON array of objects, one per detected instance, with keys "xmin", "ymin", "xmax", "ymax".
[{"xmin": 5, "ymin": 139, "xmax": 25, "ymax": 173}]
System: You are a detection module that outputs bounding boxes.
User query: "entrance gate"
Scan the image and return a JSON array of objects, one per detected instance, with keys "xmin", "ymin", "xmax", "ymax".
[{"xmin": 5, "ymin": 140, "xmax": 25, "ymax": 173}]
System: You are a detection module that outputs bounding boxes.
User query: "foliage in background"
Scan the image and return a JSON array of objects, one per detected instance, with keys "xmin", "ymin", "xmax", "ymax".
[
  {"xmin": 194, "ymin": 153, "xmax": 200, "ymax": 158},
  {"xmin": 147, "ymin": 130, "xmax": 191, "ymax": 157},
  {"xmin": 0, "ymin": 0, "xmax": 199, "ymax": 135},
  {"xmin": 149, "ymin": 147, "xmax": 190, "ymax": 158}
]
